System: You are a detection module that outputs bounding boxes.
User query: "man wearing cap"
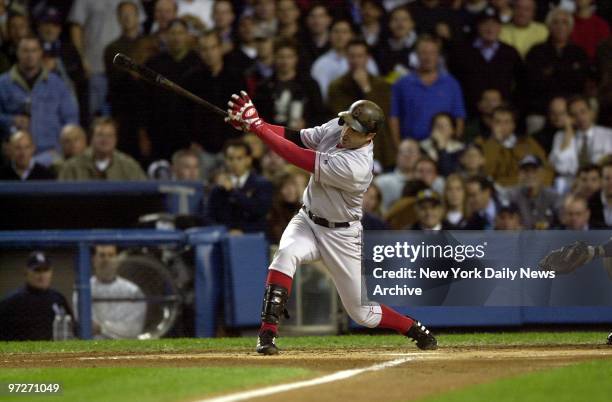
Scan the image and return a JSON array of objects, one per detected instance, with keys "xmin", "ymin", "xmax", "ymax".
[
  {"xmin": 494, "ymin": 202, "xmax": 523, "ymax": 230},
  {"xmin": 226, "ymin": 91, "xmax": 438, "ymax": 354},
  {"xmin": 509, "ymin": 154, "xmax": 560, "ymax": 229},
  {"xmin": 449, "ymin": 8, "xmax": 522, "ymax": 116},
  {"xmin": 411, "ymin": 189, "xmax": 448, "ymax": 230},
  {"xmin": 0, "ymin": 251, "xmax": 72, "ymax": 341}
]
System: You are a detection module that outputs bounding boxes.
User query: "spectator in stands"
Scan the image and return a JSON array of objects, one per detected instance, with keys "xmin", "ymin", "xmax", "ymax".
[
  {"xmin": 0, "ymin": 130, "xmax": 55, "ymax": 180},
  {"xmin": 244, "ymin": 32, "xmax": 275, "ymax": 97},
  {"xmin": 86, "ymin": 245, "xmax": 146, "ymax": 338},
  {"xmin": 443, "ymin": 173, "xmax": 468, "ymax": 229},
  {"xmin": 499, "ymin": 0, "xmax": 548, "ymax": 58},
  {"xmin": 374, "ymin": 6, "xmax": 417, "ymax": 79},
  {"xmin": 482, "ymin": 106, "xmax": 550, "ymax": 187},
  {"xmin": 1, "ymin": 13, "xmax": 31, "ymax": 65},
  {"xmin": 252, "ymin": 0, "xmax": 277, "ymax": 38},
  {"xmin": 276, "ymin": 0, "xmax": 301, "ymax": 41},
  {"xmin": 524, "ymin": 8, "xmax": 589, "ymax": 133},
  {"xmin": 151, "ymin": 0, "xmax": 178, "ymax": 48},
  {"xmin": 362, "ymin": 183, "xmax": 389, "ymax": 230},
  {"xmin": 171, "ymin": 148, "xmax": 201, "ymax": 180},
  {"xmin": 59, "ymin": 124, "xmax": 87, "ymax": 160},
  {"xmin": 464, "ymin": 88, "xmax": 503, "ymax": 142},
  {"xmin": 311, "ymin": 18, "xmax": 378, "ymax": 101},
  {"xmin": 207, "ymin": 139, "xmax": 273, "ymax": 234},
  {"xmin": 458, "ymin": 143, "xmax": 486, "ymax": 178},
  {"xmin": 37, "ymin": 7, "xmax": 89, "ymax": 127},
  {"xmin": 390, "ymin": 35, "xmax": 466, "ymax": 142},
  {"xmin": 177, "ymin": 0, "xmax": 213, "ymax": 29},
  {"xmin": 142, "ymin": 19, "xmax": 200, "ymax": 160},
  {"xmin": 411, "ymin": 189, "xmax": 447, "ymax": 230},
  {"xmin": 226, "ymin": 15, "xmax": 257, "ymax": 73},
  {"xmin": 327, "ymin": 39, "xmax": 395, "ymax": 167},
  {"xmin": 560, "ymin": 194, "xmax": 592, "ymax": 230},
  {"xmin": 261, "ymin": 149, "xmax": 287, "ymax": 182},
  {"xmin": 212, "ymin": 0, "xmax": 235, "ymax": 54},
  {"xmin": 359, "ymin": 0, "xmax": 384, "ymax": 47},
  {"xmin": 59, "ymin": 117, "xmax": 146, "ymax": 180},
  {"xmin": 571, "ymin": 0, "xmax": 611, "ymax": 60},
  {"xmin": 574, "ymin": 163, "xmax": 602, "ymax": 199},
  {"xmin": 299, "ymin": 2, "xmax": 332, "ymax": 72},
  {"xmin": 0, "ymin": 251, "xmax": 72, "ymax": 341},
  {"xmin": 255, "ymin": 38, "xmax": 323, "ymax": 131},
  {"xmin": 509, "ymin": 155, "xmax": 559, "ymax": 229},
  {"xmin": 549, "ymin": 96, "xmax": 612, "ymax": 190},
  {"xmin": 408, "ymin": 0, "xmax": 462, "ymax": 41},
  {"xmin": 185, "ymin": 30, "xmax": 245, "ymax": 167},
  {"xmin": 69, "ymin": 0, "xmax": 145, "ymax": 118},
  {"xmin": 457, "ymin": 0, "xmax": 490, "ymax": 38},
  {"xmin": 414, "ymin": 156, "xmax": 445, "ymax": 194},
  {"xmin": 587, "ymin": 160, "xmax": 612, "ymax": 228},
  {"xmin": 449, "ymin": 11, "xmax": 522, "ymax": 117},
  {"xmin": 243, "ymin": 132, "xmax": 266, "ymax": 174},
  {"xmin": 374, "ymin": 138, "xmax": 421, "ymax": 212},
  {"xmin": 494, "ymin": 202, "xmax": 523, "ymax": 229},
  {"xmin": 267, "ymin": 171, "xmax": 302, "ymax": 243},
  {"xmin": 490, "ymin": 0, "xmax": 514, "ymax": 24},
  {"xmin": 532, "ymin": 96, "xmax": 569, "ymax": 155},
  {"xmin": 0, "ymin": 36, "xmax": 79, "ymax": 164},
  {"xmin": 52, "ymin": 124, "xmax": 88, "ymax": 174},
  {"xmin": 465, "ymin": 175, "xmax": 498, "ymax": 229},
  {"xmin": 420, "ymin": 112, "xmax": 465, "ymax": 176},
  {"xmin": 105, "ymin": 1, "xmax": 149, "ymax": 161}
]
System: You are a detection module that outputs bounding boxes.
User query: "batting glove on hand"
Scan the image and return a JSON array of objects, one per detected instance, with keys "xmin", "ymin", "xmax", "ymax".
[
  {"xmin": 227, "ymin": 91, "xmax": 264, "ymax": 132},
  {"xmin": 224, "ymin": 105, "xmax": 244, "ymax": 131}
]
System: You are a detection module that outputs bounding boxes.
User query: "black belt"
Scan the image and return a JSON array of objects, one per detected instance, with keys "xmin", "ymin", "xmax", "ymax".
[{"xmin": 302, "ymin": 206, "xmax": 350, "ymax": 228}]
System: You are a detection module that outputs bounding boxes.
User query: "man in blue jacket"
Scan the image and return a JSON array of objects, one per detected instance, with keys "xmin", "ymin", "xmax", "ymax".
[
  {"xmin": 0, "ymin": 36, "xmax": 79, "ymax": 166},
  {"xmin": 207, "ymin": 139, "xmax": 273, "ymax": 234}
]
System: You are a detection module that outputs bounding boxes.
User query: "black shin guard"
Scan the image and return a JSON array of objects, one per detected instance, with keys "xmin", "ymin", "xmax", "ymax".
[{"xmin": 261, "ymin": 284, "xmax": 290, "ymax": 325}]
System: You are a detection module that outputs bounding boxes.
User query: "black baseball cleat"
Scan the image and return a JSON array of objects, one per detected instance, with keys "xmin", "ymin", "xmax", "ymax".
[
  {"xmin": 406, "ymin": 320, "xmax": 438, "ymax": 350},
  {"xmin": 607, "ymin": 332, "xmax": 612, "ymax": 345},
  {"xmin": 256, "ymin": 330, "xmax": 279, "ymax": 355}
]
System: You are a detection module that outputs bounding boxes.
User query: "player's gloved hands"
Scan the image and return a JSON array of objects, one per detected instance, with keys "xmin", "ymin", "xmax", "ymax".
[{"xmin": 226, "ymin": 91, "xmax": 264, "ymax": 132}]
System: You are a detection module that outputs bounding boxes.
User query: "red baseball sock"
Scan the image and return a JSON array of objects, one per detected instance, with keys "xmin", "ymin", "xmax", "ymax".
[
  {"xmin": 377, "ymin": 304, "xmax": 415, "ymax": 334},
  {"xmin": 260, "ymin": 269, "xmax": 293, "ymax": 335}
]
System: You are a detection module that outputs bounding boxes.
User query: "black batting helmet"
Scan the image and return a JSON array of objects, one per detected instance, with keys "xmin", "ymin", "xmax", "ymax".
[{"xmin": 338, "ymin": 100, "xmax": 385, "ymax": 134}]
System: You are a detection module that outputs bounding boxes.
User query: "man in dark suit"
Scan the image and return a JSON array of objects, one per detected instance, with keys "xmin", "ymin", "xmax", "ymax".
[
  {"xmin": 0, "ymin": 131, "xmax": 54, "ymax": 180},
  {"xmin": 207, "ymin": 139, "xmax": 273, "ymax": 234},
  {"xmin": 588, "ymin": 159, "xmax": 612, "ymax": 228},
  {"xmin": 449, "ymin": 10, "xmax": 523, "ymax": 117}
]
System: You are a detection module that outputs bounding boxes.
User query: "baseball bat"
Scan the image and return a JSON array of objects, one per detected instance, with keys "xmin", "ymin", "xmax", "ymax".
[{"xmin": 112, "ymin": 53, "xmax": 228, "ymax": 118}]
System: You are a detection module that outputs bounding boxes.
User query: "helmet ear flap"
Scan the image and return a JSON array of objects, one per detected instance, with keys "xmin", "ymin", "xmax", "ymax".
[{"xmin": 338, "ymin": 117, "xmax": 345, "ymax": 126}]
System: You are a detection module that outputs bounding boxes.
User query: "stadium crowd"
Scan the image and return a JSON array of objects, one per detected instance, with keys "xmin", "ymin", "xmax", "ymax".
[{"xmin": 1, "ymin": 0, "xmax": 612, "ymax": 239}]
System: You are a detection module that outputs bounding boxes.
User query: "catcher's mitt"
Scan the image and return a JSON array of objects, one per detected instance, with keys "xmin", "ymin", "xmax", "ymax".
[{"xmin": 538, "ymin": 241, "xmax": 594, "ymax": 274}]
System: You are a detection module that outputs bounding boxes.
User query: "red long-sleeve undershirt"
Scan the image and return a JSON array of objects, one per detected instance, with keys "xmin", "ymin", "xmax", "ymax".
[{"xmin": 252, "ymin": 122, "xmax": 316, "ymax": 173}]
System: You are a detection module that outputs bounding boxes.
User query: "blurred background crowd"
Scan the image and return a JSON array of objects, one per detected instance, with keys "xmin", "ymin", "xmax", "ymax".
[{"xmin": 1, "ymin": 0, "xmax": 612, "ymax": 239}]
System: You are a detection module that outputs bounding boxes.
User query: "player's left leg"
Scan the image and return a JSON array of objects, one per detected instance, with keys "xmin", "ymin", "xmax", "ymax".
[
  {"xmin": 608, "ymin": 332, "xmax": 612, "ymax": 345},
  {"xmin": 317, "ymin": 223, "xmax": 437, "ymax": 350}
]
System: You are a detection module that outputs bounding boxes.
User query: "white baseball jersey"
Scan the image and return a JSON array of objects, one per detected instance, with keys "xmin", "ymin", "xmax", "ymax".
[
  {"xmin": 300, "ymin": 118, "xmax": 374, "ymax": 222},
  {"xmin": 271, "ymin": 117, "xmax": 383, "ymax": 329}
]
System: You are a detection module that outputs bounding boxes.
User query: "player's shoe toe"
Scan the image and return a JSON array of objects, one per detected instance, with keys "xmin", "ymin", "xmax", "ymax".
[
  {"xmin": 406, "ymin": 320, "xmax": 438, "ymax": 350},
  {"xmin": 256, "ymin": 330, "xmax": 279, "ymax": 355}
]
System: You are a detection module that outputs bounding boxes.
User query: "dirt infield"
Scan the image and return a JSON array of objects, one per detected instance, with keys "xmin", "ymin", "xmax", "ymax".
[{"xmin": 2, "ymin": 346, "xmax": 612, "ymax": 402}]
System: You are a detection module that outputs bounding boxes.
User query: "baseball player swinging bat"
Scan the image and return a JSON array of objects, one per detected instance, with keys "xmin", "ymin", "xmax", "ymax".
[
  {"xmin": 226, "ymin": 91, "xmax": 438, "ymax": 354},
  {"xmin": 112, "ymin": 53, "xmax": 228, "ymax": 118}
]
